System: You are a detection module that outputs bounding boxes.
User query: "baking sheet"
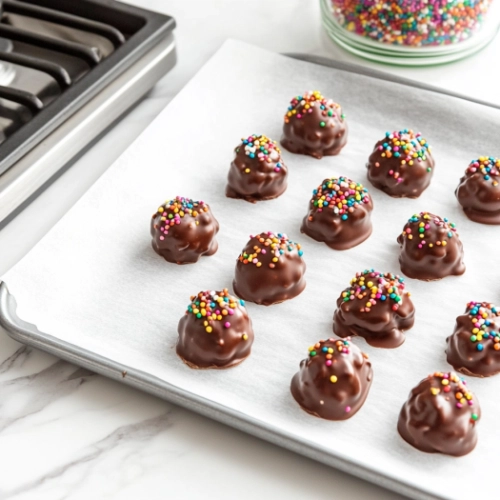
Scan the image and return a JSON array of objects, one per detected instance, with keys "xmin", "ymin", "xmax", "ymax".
[{"xmin": 2, "ymin": 40, "xmax": 500, "ymax": 500}]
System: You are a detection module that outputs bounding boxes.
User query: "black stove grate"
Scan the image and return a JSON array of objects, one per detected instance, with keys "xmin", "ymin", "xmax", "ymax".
[{"xmin": 0, "ymin": 0, "xmax": 175, "ymax": 175}]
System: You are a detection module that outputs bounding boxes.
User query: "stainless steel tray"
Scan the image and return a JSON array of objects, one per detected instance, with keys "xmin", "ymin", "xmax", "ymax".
[{"xmin": 2, "ymin": 42, "xmax": 499, "ymax": 500}]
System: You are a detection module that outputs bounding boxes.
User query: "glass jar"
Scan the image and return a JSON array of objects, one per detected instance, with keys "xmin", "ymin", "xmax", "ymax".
[{"xmin": 321, "ymin": 0, "xmax": 499, "ymax": 65}]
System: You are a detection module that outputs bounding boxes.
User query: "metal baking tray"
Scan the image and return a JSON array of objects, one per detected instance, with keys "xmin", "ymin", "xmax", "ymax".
[{"xmin": 1, "ymin": 41, "xmax": 499, "ymax": 500}]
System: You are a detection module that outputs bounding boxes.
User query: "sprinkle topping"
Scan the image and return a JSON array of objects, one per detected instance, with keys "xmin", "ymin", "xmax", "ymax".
[
  {"xmin": 153, "ymin": 196, "xmax": 208, "ymax": 240},
  {"xmin": 236, "ymin": 134, "xmax": 283, "ymax": 173},
  {"xmin": 342, "ymin": 269, "xmax": 408, "ymax": 312},
  {"xmin": 465, "ymin": 301, "xmax": 500, "ymax": 352},
  {"xmin": 466, "ymin": 157, "xmax": 500, "ymax": 186},
  {"xmin": 238, "ymin": 231, "xmax": 303, "ymax": 269},
  {"xmin": 401, "ymin": 212, "xmax": 457, "ymax": 249},
  {"xmin": 429, "ymin": 372, "xmax": 476, "ymax": 414},
  {"xmin": 186, "ymin": 289, "xmax": 245, "ymax": 334},
  {"xmin": 330, "ymin": 0, "xmax": 492, "ymax": 47},
  {"xmin": 284, "ymin": 90, "xmax": 345, "ymax": 127},
  {"xmin": 308, "ymin": 176, "xmax": 370, "ymax": 221},
  {"xmin": 308, "ymin": 337, "xmax": 356, "ymax": 363}
]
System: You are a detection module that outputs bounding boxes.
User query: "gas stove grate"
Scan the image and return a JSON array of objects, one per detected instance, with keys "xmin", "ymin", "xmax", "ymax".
[{"xmin": 0, "ymin": 0, "xmax": 175, "ymax": 176}]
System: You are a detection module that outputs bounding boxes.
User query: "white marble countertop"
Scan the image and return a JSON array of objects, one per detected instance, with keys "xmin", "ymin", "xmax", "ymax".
[{"xmin": 1, "ymin": 1, "xmax": 499, "ymax": 498}]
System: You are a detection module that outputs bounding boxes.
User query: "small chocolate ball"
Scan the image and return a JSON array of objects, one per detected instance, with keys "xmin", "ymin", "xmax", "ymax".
[
  {"xmin": 333, "ymin": 269, "xmax": 415, "ymax": 348},
  {"xmin": 398, "ymin": 372, "xmax": 480, "ymax": 456},
  {"xmin": 367, "ymin": 129, "xmax": 434, "ymax": 198},
  {"xmin": 151, "ymin": 196, "xmax": 219, "ymax": 264},
  {"xmin": 397, "ymin": 212, "xmax": 465, "ymax": 281},
  {"xmin": 291, "ymin": 337, "xmax": 373, "ymax": 420},
  {"xmin": 300, "ymin": 176, "xmax": 373, "ymax": 250},
  {"xmin": 455, "ymin": 157, "xmax": 500, "ymax": 224},
  {"xmin": 446, "ymin": 301, "xmax": 500, "ymax": 377},
  {"xmin": 281, "ymin": 90, "xmax": 348, "ymax": 159},
  {"xmin": 226, "ymin": 134, "xmax": 288, "ymax": 203},
  {"xmin": 233, "ymin": 231, "xmax": 306, "ymax": 306},
  {"xmin": 176, "ymin": 289, "xmax": 254, "ymax": 369}
]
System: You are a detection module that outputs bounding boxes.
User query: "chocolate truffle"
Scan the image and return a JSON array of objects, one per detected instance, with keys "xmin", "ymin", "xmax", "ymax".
[
  {"xmin": 300, "ymin": 176, "xmax": 373, "ymax": 250},
  {"xmin": 281, "ymin": 90, "xmax": 348, "ymax": 159},
  {"xmin": 455, "ymin": 157, "xmax": 500, "ymax": 224},
  {"xmin": 446, "ymin": 301, "xmax": 500, "ymax": 377},
  {"xmin": 151, "ymin": 196, "xmax": 219, "ymax": 265},
  {"xmin": 367, "ymin": 129, "xmax": 434, "ymax": 198},
  {"xmin": 176, "ymin": 289, "xmax": 254, "ymax": 369},
  {"xmin": 397, "ymin": 212, "xmax": 465, "ymax": 281},
  {"xmin": 291, "ymin": 337, "xmax": 372, "ymax": 420},
  {"xmin": 233, "ymin": 231, "xmax": 306, "ymax": 306},
  {"xmin": 398, "ymin": 372, "xmax": 480, "ymax": 456},
  {"xmin": 226, "ymin": 134, "xmax": 288, "ymax": 203},
  {"xmin": 333, "ymin": 269, "xmax": 415, "ymax": 348}
]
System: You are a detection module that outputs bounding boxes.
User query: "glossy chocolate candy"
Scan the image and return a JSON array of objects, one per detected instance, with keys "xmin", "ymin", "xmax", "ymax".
[
  {"xmin": 281, "ymin": 90, "xmax": 347, "ymax": 159},
  {"xmin": 151, "ymin": 196, "xmax": 219, "ymax": 265},
  {"xmin": 301, "ymin": 176, "xmax": 373, "ymax": 250},
  {"xmin": 398, "ymin": 372, "xmax": 480, "ymax": 456},
  {"xmin": 233, "ymin": 231, "xmax": 306, "ymax": 306},
  {"xmin": 176, "ymin": 289, "xmax": 254, "ymax": 369},
  {"xmin": 446, "ymin": 301, "xmax": 500, "ymax": 377},
  {"xmin": 226, "ymin": 134, "xmax": 288, "ymax": 203},
  {"xmin": 367, "ymin": 129, "xmax": 434, "ymax": 198},
  {"xmin": 455, "ymin": 157, "xmax": 500, "ymax": 224},
  {"xmin": 397, "ymin": 212, "xmax": 465, "ymax": 281},
  {"xmin": 291, "ymin": 337, "xmax": 373, "ymax": 420},
  {"xmin": 333, "ymin": 270, "xmax": 415, "ymax": 348}
]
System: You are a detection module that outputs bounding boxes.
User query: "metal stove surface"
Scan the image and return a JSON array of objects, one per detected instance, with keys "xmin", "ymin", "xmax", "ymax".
[{"xmin": 0, "ymin": 0, "xmax": 176, "ymax": 225}]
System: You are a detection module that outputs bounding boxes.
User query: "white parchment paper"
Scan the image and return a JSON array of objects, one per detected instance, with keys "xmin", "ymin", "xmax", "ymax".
[{"xmin": 4, "ymin": 40, "xmax": 500, "ymax": 500}]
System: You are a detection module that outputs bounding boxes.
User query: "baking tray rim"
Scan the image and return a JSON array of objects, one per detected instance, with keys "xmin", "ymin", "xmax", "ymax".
[{"xmin": 2, "ymin": 53, "xmax": 499, "ymax": 500}]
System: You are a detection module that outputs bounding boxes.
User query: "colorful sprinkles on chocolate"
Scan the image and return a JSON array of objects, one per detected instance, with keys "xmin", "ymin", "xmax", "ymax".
[
  {"xmin": 308, "ymin": 177, "xmax": 370, "ymax": 222},
  {"xmin": 153, "ymin": 196, "xmax": 207, "ymax": 240},
  {"xmin": 284, "ymin": 90, "xmax": 345, "ymax": 128},
  {"xmin": 467, "ymin": 157, "xmax": 500, "ymax": 186},
  {"xmin": 429, "ymin": 372, "xmax": 477, "ymax": 416},
  {"xmin": 330, "ymin": 0, "xmax": 492, "ymax": 47},
  {"xmin": 401, "ymin": 212, "xmax": 457, "ymax": 249},
  {"xmin": 236, "ymin": 134, "xmax": 283, "ymax": 173},
  {"xmin": 342, "ymin": 269, "xmax": 408, "ymax": 312},
  {"xmin": 238, "ymin": 232, "xmax": 303, "ymax": 269},
  {"xmin": 186, "ymin": 289, "xmax": 246, "ymax": 336},
  {"xmin": 372, "ymin": 130, "xmax": 432, "ymax": 183},
  {"xmin": 465, "ymin": 301, "xmax": 500, "ymax": 352}
]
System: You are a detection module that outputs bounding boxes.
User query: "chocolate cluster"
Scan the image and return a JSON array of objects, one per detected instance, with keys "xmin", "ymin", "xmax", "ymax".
[
  {"xmin": 233, "ymin": 231, "xmax": 306, "ymax": 306},
  {"xmin": 281, "ymin": 90, "xmax": 348, "ymax": 159},
  {"xmin": 301, "ymin": 176, "xmax": 373, "ymax": 250},
  {"xmin": 177, "ymin": 289, "xmax": 254, "ymax": 369},
  {"xmin": 151, "ymin": 196, "xmax": 219, "ymax": 264}
]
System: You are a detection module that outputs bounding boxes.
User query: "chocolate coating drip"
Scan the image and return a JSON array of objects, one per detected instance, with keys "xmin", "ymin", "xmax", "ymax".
[
  {"xmin": 291, "ymin": 337, "xmax": 372, "ymax": 420},
  {"xmin": 367, "ymin": 129, "xmax": 434, "ymax": 198},
  {"xmin": 300, "ymin": 176, "xmax": 373, "ymax": 250},
  {"xmin": 281, "ymin": 90, "xmax": 348, "ymax": 159},
  {"xmin": 455, "ymin": 157, "xmax": 500, "ymax": 224},
  {"xmin": 397, "ymin": 372, "xmax": 480, "ymax": 456},
  {"xmin": 333, "ymin": 270, "xmax": 415, "ymax": 348},
  {"xmin": 176, "ymin": 289, "xmax": 254, "ymax": 369},
  {"xmin": 397, "ymin": 212, "xmax": 465, "ymax": 281},
  {"xmin": 233, "ymin": 231, "xmax": 306, "ymax": 306},
  {"xmin": 151, "ymin": 196, "xmax": 219, "ymax": 265},
  {"xmin": 226, "ymin": 134, "xmax": 288, "ymax": 203},
  {"xmin": 446, "ymin": 301, "xmax": 500, "ymax": 377}
]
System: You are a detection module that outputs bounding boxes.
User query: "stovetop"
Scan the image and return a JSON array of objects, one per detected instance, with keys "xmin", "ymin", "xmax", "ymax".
[{"xmin": 0, "ymin": 0, "xmax": 175, "ymax": 176}]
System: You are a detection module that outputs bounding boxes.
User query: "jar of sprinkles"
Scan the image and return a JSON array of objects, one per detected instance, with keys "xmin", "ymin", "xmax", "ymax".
[{"xmin": 320, "ymin": 0, "xmax": 499, "ymax": 65}]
